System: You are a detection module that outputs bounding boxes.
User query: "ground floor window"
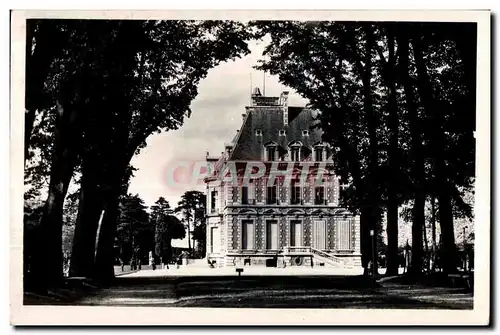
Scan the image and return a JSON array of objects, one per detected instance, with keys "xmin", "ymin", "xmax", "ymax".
[
  {"xmin": 242, "ymin": 220, "xmax": 254, "ymax": 250},
  {"xmin": 210, "ymin": 226, "xmax": 220, "ymax": 253},
  {"xmin": 312, "ymin": 220, "xmax": 327, "ymax": 250},
  {"xmin": 336, "ymin": 220, "xmax": 352, "ymax": 250},
  {"xmin": 290, "ymin": 220, "xmax": 302, "ymax": 247},
  {"xmin": 266, "ymin": 220, "xmax": 279, "ymax": 249}
]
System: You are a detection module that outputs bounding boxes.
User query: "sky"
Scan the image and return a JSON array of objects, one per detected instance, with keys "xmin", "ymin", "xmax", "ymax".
[{"xmin": 127, "ymin": 37, "xmax": 307, "ymax": 247}]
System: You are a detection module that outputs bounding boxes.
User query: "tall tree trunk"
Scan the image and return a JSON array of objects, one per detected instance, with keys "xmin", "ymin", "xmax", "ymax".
[
  {"xmin": 398, "ymin": 31, "xmax": 426, "ymax": 277},
  {"xmin": 423, "ymin": 207, "xmax": 429, "ymax": 270},
  {"xmin": 437, "ymin": 188, "xmax": 456, "ymax": 273},
  {"xmin": 386, "ymin": 203, "xmax": 399, "ymax": 275},
  {"xmin": 332, "ymin": 53, "xmax": 369, "ymax": 272},
  {"xmin": 93, "ymin": 191, "xmax": 121, "ymax": 285},
  {"xmin": 29, "ymin": 101, "xmax": 79, "ymax": 289},
  {"xmin": 93, "ymin": 157, "xmax": 131, "ymax": 284},
  {"xmin": 347, "ymin": 24, "xmax": 381, "ymax": 275},
  {"xmin": 69, "ymin": 171, "xmax": 104, "ymax": 278},
  {"xmin": 361, "ymin": 25, "xmax": 380, "ymax": 276},
  {"xmin": 384, "ymin": 25, "xmax": 400, "ymax": 277},
  {"xmin": 431, "ymin": 195, "xmax": 437, "ymax": 272},
  {"xmin": 360, "ymin": 206, "xmax": 378, "ymax": 275},
  {"xmin": 410, "ymin": 194, "xmax": 425, "ymax": 276},
  {"xmin": 412, "ymin": 34, "xmax": 457, "ymax": 274}
]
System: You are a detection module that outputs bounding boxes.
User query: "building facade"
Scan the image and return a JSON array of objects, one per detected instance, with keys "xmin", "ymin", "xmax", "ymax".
[{"xmin": 204, "ymin": 88, "xmax": 361, "ymax": 268}]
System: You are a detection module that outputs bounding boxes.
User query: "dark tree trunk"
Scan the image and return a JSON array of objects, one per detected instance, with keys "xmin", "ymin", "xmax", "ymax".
[
  {"xmin": 93, "ymin": 191, "xmax": 121, "ymax": 285},
  {"xmin": 29, "ymin": 101, "xmax": 79, "ymax": 289},
  {"xmin": 93, "ymin": 156, "xmax": 131, "ymax": 284},
  {"xmin": 360, "ymin": 210, "xmax": 370, "ymax": 271},
  {"xmin": 384, "ymin": 25, "xmax": 400, "ymax": 277},
  {"xmin": 69, "ymin": 171, "xmax": 104, "ymax": 278},
  {"xmin": 360, "ymin": 206, "xmax": 378, "ymax": 275},
  {"xmin": 431, "ymin": 196, "xmax": 437, "ymax": 272},
  {"xmin": 386, "ymin": 201, "xmax": 399, "ymax": 275},
  {"xmin": 437, "ymin": 188, "xmax": 457, "ymax": 274},
  {"xmin": 397, "ymin": 31, "xmax": 426, "ymax": 277},
  {"xmin": 410, "ymin": 192, "xmax": 425, "ymax": 276},
  {"xmin": 411, "ymin": 34, "xmax": 457, "ymax": 275},
  {"xmin": 423, "ymin": 209, "xmax": 429, "ymax": 270},
  {"xmin": 361, "ymin": 26, "xmax": 380, "ymax": 276}
]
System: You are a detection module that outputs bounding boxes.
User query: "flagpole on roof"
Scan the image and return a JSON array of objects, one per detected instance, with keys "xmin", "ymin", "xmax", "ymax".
[
  {"xmin": 262, "ymin": 70, "xmax": 266, "ymax": 96},
  {"xmin": 249, "ymin": 72, "xmax": 252, "ymax": 104}
]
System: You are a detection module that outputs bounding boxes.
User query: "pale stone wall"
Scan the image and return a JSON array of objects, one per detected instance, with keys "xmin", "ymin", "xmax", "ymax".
[{"xmin": 206, "ymin": 164, "xmax": 361, "ymax": 267}]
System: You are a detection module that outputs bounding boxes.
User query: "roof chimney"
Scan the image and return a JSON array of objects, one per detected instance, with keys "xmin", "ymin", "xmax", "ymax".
[{"xmin": 281, "ymin": 91, "xmax": 290, "ymax": 126}]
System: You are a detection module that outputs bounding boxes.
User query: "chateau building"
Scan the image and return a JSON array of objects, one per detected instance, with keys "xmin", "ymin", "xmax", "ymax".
[{"xmin": 204, "ymin": 88, "xmax": 361, "ymax": 268}]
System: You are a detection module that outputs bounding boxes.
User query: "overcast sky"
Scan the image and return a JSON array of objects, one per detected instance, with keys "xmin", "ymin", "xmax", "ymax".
[{"xmin": 127, "ymin": 38, "xmax": 307, "ymax": 247}]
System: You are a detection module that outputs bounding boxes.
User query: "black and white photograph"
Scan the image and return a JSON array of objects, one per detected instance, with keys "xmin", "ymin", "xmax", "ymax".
[{"xmin": 10, "ymin": 9, "xmax": 490, "ymax": 325}]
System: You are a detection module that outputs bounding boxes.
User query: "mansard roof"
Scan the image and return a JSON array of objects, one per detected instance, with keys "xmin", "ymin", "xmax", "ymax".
[{"xmin": 229, "ymin": 94, "xmax": 323, "ymax": 161}]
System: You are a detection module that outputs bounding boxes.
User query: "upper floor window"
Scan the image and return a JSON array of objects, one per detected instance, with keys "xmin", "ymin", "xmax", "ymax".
[
  {"xmin": 211, "ymin": 190, "xmax": 218, "ymax": 213},
  {"xmin": 266, "ymin": 185, "xmax": 277, "ymax": 205},
  {"xmin": 279, "ymin": 130, "xmax": 286, "ymax": 136},
  {"xmin": 291, "ymin": 181, "xmax": 301, "ymax": 205},
  {"xmin": 255, "ymin": 129, "xmax": 263, "ymax": 136},
  {"xmin": 302, "ymin": 130, "xmax": 310, "ymax": 136},
  {"xmin": 314, "ymin": 187, "xmax": 325, "ymax": 205},
  {"xmin": 241, "ymin": 186, "xmax": 248, "ymax": 205}
]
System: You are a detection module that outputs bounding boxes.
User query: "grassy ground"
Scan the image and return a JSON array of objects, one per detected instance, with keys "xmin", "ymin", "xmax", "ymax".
[
  {"xmin": 23, "ymin": 268, "xmax": 473, "ymax": 309},
  {"xmin": 74, "ymin": 275, "xmax": 473, "ymax": 309},
  {"xmin": 23, "ymin": 266, "xmax": 137, "ymax": 305}
]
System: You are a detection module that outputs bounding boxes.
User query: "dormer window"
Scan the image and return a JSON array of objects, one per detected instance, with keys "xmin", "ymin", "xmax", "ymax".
[
  {"xmin": 302, "ymin": 130, "xmax": 310, "ymax": 136},
  {"xmin": 255, "ymin": 129, "xmax": 263, "ymax": 136},
  {"xmin": 289, "ymin": 141, "xmax": 303, "ymax": 162},
  {"xmin": 291, "ymin": 147, "xmax": 300, "ymax": 161},
  {"xmin": 265, "ymin": 141, "xmax": 278, "ymax": 161},
  {"xmin": 267, "ymin": 146, "xmax": 276, "ymax": 161},
  {"xmin": 314, "ymin": 142, "xmax": 327, "ymax": 162},
  {"xmin": 315, "ymin": 147, "xmax": 324, "ymax": 162},
  {"xmin": 279, "ymin": 130, "xmax": 286, "ymax": 136}
]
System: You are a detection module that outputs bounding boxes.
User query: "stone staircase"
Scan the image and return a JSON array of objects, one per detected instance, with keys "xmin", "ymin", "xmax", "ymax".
[
  {"xmin": 283, "ymin": 246, "xmax": 350, "ymax": 268},
  {"xmin": 310, "ymin": 248, "xmax": 349, "ymax": 268}
]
